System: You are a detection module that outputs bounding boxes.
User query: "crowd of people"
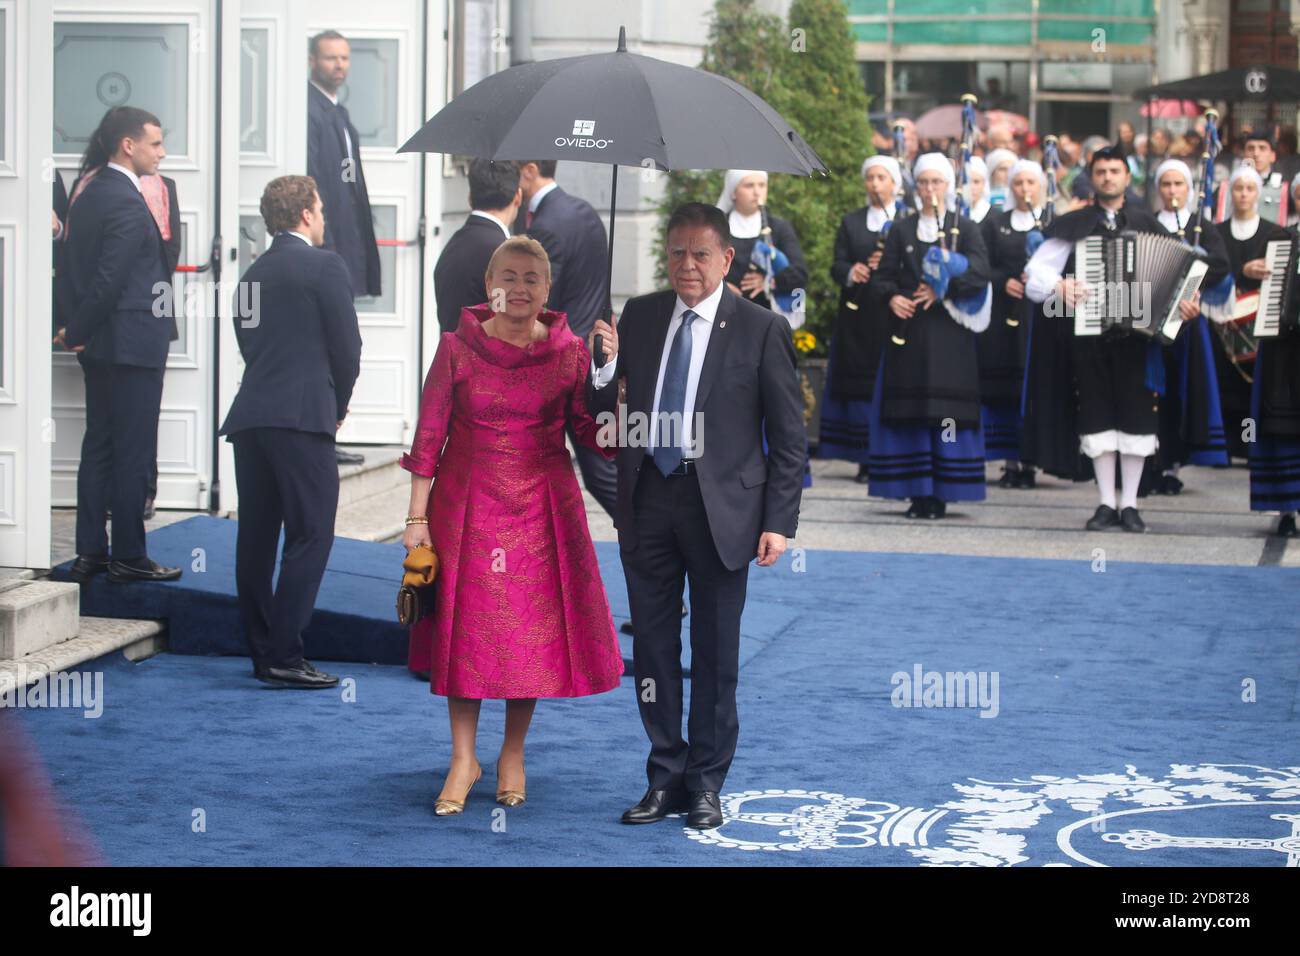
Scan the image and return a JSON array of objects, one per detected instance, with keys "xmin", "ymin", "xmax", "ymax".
[{"xmin": 818, "ymin": 112, "xmax": 1300, "ymax": 537}]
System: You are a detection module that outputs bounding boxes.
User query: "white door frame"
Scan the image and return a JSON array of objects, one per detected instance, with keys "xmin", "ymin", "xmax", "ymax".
[{"xmin": 0, "ymin": 0, "xmax": 54, "ymax": 569}]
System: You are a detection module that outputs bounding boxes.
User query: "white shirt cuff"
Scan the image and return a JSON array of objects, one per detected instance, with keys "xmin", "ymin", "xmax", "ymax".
[{"xmin": 590, "ymin": 356, "xmax": 617, "ymax": 388}]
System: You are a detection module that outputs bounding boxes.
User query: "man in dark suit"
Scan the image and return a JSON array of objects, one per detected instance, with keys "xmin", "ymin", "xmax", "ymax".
[
  {"xmin": 586, "ymin": 203, "xmax": 804, "ymax": 829},
  {"xmin": 434, "ymin": 159, "xmax": 520, "ymax": 334},
  {"xmin": 307, "ymin": 29, "xmax": 377, "ymax": 467},
  {"xmin": 516, "ymin": 160, "xmax": 618, "ymax": 517},
  {"xmin": 220, "ymin": 176, "xmax": 362, "ymax": 689},
  {"xmin": 56, "ymin": 107, "xmax": 181, "ymax": 584}
]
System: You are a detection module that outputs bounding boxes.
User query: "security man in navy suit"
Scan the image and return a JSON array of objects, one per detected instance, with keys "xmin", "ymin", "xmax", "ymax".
[
  {"xmin": 586, "ymin": 203, "xmax": 804, "ymax": 829},
  {"xmin": 220, "ymin": 175, "xmax": 362, "ymax": 689},
  {"xmin": 517, "ymin": 160, "xmax": 619, "ymax": 518},
  {"xmin": 433, "ymin": 159, "xmax": 521, "ymax": 334},
  {"xmin": 308, "ymin": 29, "xmax": 379, "ymax": 468},
  {"xmin": 56, "ymin": 106, "xmax": 181, "ymax": 584}
]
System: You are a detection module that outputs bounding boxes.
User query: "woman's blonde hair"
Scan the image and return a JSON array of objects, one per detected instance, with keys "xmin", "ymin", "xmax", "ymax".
[{"xmin": 485, "ymin": 235, "xmax": 551, "ymax": 284}]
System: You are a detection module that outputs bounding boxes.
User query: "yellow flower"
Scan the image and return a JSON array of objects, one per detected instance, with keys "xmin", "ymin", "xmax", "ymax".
[{"xmin": 793, "ymin": 329, "xmax": 817, "ymax": 354}]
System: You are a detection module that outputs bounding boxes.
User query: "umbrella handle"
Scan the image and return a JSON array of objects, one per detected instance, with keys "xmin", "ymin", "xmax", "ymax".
[{"xmin": 594, "ymin": 163, "xmax": 617, "ymax": 368}]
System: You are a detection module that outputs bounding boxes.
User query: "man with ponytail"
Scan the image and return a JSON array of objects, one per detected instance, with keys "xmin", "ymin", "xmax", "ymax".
[{"xmin": 57, "ymin": 106, "xmax": 181, "ymax": 584}]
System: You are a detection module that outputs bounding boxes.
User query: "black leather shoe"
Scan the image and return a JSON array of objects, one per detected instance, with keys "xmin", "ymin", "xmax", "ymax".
[
  {"xmin": 998, "ymin": 467, "xmax": 1018, "ymax": 488},
  {"xmin": 336, "ymin": 448, "xmax": 365, "ymax": 465},
  {"xmin": 1119, "ymin": 507, "xmax": 1146, "ymax": 533},
  {"xmin": 107, "ymin": 557, "xmax": 182, "ymax": 582},
  {"xmin": 68, "ymin": 554, "xmax": 110, "ymax": 582},
  {"xmin": 854, "ymin": 464, "xmax": 870, "ymax": 484},
  {"xmin": 687, "ymin": 790, "xmax": 723, "ymax": 829},
  {"xmin": 1275, "ymin": 513, "xmax": 1297, "ymax": 537},
  {"xmin": 255, "ymin": 662, "xmax": 339, "ymax": 689},
  {"xmin": 1085, "ymin": 505, "xmax": 1120, "ymax": 531},
  {"xmin": 621, "ymin": 788, "xmax": 690, "ymax": 824},
  {"xmin": 904, "ymin": 498, "xmax": 926, "ymax": 519},
  {"xmin": 412, "ymin": 669, "xmax": 432, "ymax": 681},
  {"xmin": 619, "ymin": 621, "xmax": 635, "ymax": 635},
  {"xmin": 922, "ymin": 497, "xmax": 946, "ymax": 519},
  {"xmin": 1015, "ymin": 468, "xmax": 1036, "ymax": 489}
]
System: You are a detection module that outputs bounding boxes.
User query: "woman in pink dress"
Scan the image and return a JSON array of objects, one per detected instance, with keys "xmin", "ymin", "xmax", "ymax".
[{"xmin": 400, "ymin": 236, "xmax": 624, "ymax": 815}]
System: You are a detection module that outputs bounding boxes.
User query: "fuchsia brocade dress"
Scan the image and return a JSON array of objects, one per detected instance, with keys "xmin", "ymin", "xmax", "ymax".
[{"xmin": 400, "ymin": 304, "xmax": 624, "ymax": 699}]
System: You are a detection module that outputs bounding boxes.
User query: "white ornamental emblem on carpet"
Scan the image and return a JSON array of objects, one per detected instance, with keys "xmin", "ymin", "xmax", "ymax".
[{"xmin": 684, "ymin": 764, "xmax": 1300, "ymax": 866}]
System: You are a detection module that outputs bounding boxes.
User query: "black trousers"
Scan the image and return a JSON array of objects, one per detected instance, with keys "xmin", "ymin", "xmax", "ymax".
[
  {"xmin": 75, "ymin": 360, "xmax": 164, "ymax": 560},
  {"xmin": 231, "ymin": 428, "xmax": 339, "ymax": 669},
  {"xmin": 621, "ymin": 466, "xmax": 749, "ymax": 793},
  {"xmin": 1073, "ymin": 332, "xmax": 1159, "ymax": 437},
  {"xmin": 569, "ymin": 427, "xmax": 618, "ymax": 518}
]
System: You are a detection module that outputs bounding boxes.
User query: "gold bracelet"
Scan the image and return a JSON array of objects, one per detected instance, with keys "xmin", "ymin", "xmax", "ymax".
[{"xmin": 405, "ymin": 515, "xmax": 428, "ymax": 525}]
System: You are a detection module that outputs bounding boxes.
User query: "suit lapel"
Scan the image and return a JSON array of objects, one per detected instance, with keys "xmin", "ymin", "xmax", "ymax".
[
  {"xmin": 635, "ymin": 293, "xmax": 675, "ymax": 415},
  {"xmin": 691, "ymin": 287, "xmax": 736, "ymax": 412}
]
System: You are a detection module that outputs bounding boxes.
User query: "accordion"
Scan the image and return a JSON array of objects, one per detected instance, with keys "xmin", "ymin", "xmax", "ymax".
[
  {"xmin": 1249, "ymin": 238, "xmax": 1299, "ymax": 338},
  {"xmin": 1072, "ymin": 231, "xmax": 1209, "ymax": 343}
]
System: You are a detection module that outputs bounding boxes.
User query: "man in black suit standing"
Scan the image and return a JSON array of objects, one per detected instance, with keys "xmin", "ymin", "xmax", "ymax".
[
  {"xmin": 220, "ymin": 176, "xmax": 362, "ymax": 689},
  {"xmin": 586, "ymin": 203, "xmax": 804, "ymax": 829},
  {"xmin": 518, "ymin": 160, "xmax": 618, "ymax": 516},
  {"xmin": 307, "ymin": 29, "xmax": 377, "ymax": 466},
  {"xmin": 56, "ymin": 106, "xmax": 181, "ymax": 584},
  {"xmin": 434, "ymin": 160, "xmax": 521, "ymax": 334}
]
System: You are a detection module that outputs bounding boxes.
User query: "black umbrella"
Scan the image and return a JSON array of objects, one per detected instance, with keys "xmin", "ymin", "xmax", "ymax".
[{"xmin": 398, "ymin": 26, "xmax": 827, "ymax": 361}]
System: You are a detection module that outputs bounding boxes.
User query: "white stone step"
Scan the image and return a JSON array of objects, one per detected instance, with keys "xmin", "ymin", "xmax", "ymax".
[
  {"xmin": 0, "ymin": 617, "xmax": 165, "ymax": 698},
  {"xmin": 336, "ymin": 445, "xmax": 409, "ymax": 507},
  {"xmin": 334, "ymin": 483, "xmax": 409, "ymax": 543},
  {"xmin": 0, "ymin": 580, "xmax": 80, "ymax": 659}
]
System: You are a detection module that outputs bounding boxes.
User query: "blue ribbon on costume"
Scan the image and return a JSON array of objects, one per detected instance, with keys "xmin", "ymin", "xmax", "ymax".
[
  {"xmin": 1197, "ymin": 272, "xmax": 1235, "ymax": 323},
  {"xmin": 1024, "ymin": 228, "xmax": 1045, "ymax": 259},
  {"xmin": 751, "ymin": 238, "xmax": 795, "ymax": 313},
  {"xmin": 921, "ymin": 246, "xmax": 968, "ymax": 301}
]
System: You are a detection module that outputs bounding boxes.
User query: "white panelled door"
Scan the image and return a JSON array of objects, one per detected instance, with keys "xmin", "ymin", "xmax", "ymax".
[
  {"xmin": 49, "ymin": 1, "xmax": 224, "ymax": 511},
  {"xmin": 308, "ymin": 0, "xmax": 427, "ymax": 446},
  {"xmin": 0, "ymin": 0, "xmax": 54, "ymax": 568}
]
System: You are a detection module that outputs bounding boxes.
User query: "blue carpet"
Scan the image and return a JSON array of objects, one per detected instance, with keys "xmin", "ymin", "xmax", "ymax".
[
  {"xmin": 24, "ymin": 541, "xmax": 1300, "ymax": 867},
  {"xmin": 47, "ymin": 516, "xmax": 765, "ymax": 675}
]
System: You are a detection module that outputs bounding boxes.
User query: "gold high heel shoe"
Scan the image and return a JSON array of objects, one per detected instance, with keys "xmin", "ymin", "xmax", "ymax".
[
  {"xmin": 495, "ymin": 758, "xmax": 526, "ymax": 807},
  {"xmin": 434, "ymin": 764, "xmax": 482, "ymax": 816}
]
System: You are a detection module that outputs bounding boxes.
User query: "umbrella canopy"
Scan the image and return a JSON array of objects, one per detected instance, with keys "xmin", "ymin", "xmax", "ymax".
[
  {"xmin": 1134, "ymin": 66, "xmax": 1300, "ymax": 103},
  {"xmin": 1139, "ymin": 98, "xmax": 1202, "ymax": 118},
  {"xmin": 398, "ymin": 26, "xmax": 825, "ymax": 364},
  {"xmin": 914, "ymin": 104, "xmax": 965, "ymax": 140},
  {"xmin": 399, "ymin": 29, "xmax": 824, "ymax": 175}
]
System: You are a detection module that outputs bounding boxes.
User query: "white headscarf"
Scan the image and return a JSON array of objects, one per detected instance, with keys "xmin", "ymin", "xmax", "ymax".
[
  {"xmin": 861, "ymin": 155, "xmax": 902, "ymax": 190},
  {"xmin": 1153, "ymin": 159, "xmax": 1196, "ymax": 213},
  {"xmin": 716, "ymin": 169, "xmax": 767, "ymax": 214},
  {"xmin": 965, "ymin": 156, "xmax": 988, "ymax": 181},
  {"xmin": 985, "ymin": 148, "xmax": 1018, "ymax": 181},
  {"xmin": 913, "ymin": 152, "xmax": 955, "ymax": 194},
  {"xmin": 1229, "ymin": 163, "xmax": 1264, "ymax": 192}
]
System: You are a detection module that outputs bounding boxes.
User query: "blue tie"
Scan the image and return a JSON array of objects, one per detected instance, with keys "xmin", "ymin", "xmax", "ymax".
[{"xmin": 652, "ymin": 309, "xmax": 698, "ymax": 476}]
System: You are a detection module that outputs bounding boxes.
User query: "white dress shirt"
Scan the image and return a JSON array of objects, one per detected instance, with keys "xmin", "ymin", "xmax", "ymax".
[
  {"xmin": 591, "ymin": 279, "xmax": 725, "ymax": 459},
  {"xmin": 281, "ymin": 230, "xmax": 313, "ymax": 246},
  {"xmin": 470, "ymin": 209, "xmax": 511, "ymax": 240},
  {"xmin": 528, "ymin": 180, "xmax": 559, "ymax": 215},
  {"xmin": 107, "ymin": 161, "xmax": 142, "ymax": 192}
]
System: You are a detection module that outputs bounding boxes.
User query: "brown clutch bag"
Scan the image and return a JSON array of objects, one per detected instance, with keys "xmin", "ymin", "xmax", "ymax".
[{"xmin": 396, "ymin": 544, "xmax": 439, "ymax": 626}]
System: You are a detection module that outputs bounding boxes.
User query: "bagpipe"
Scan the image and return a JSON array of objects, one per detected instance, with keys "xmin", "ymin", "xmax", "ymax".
[
  {"xmin": 894, "ymin": 93, "xmax": 989, "ymax": 346},
  {"xmin": 748, "ymin": 204, "xmax": 801, "ymax": 328},
  {"xmin": 1008, "ymin": 134, "xmax": 1058, "ymax": 332},
  {"xmin": 846, "ymin": 121, "xmax": 908, "ymax": 313}
]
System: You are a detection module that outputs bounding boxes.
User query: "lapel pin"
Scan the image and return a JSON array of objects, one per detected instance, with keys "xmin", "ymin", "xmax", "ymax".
[{"xmin": 720, "ymin": 320, "xmax": 726, "ymax": 328}]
